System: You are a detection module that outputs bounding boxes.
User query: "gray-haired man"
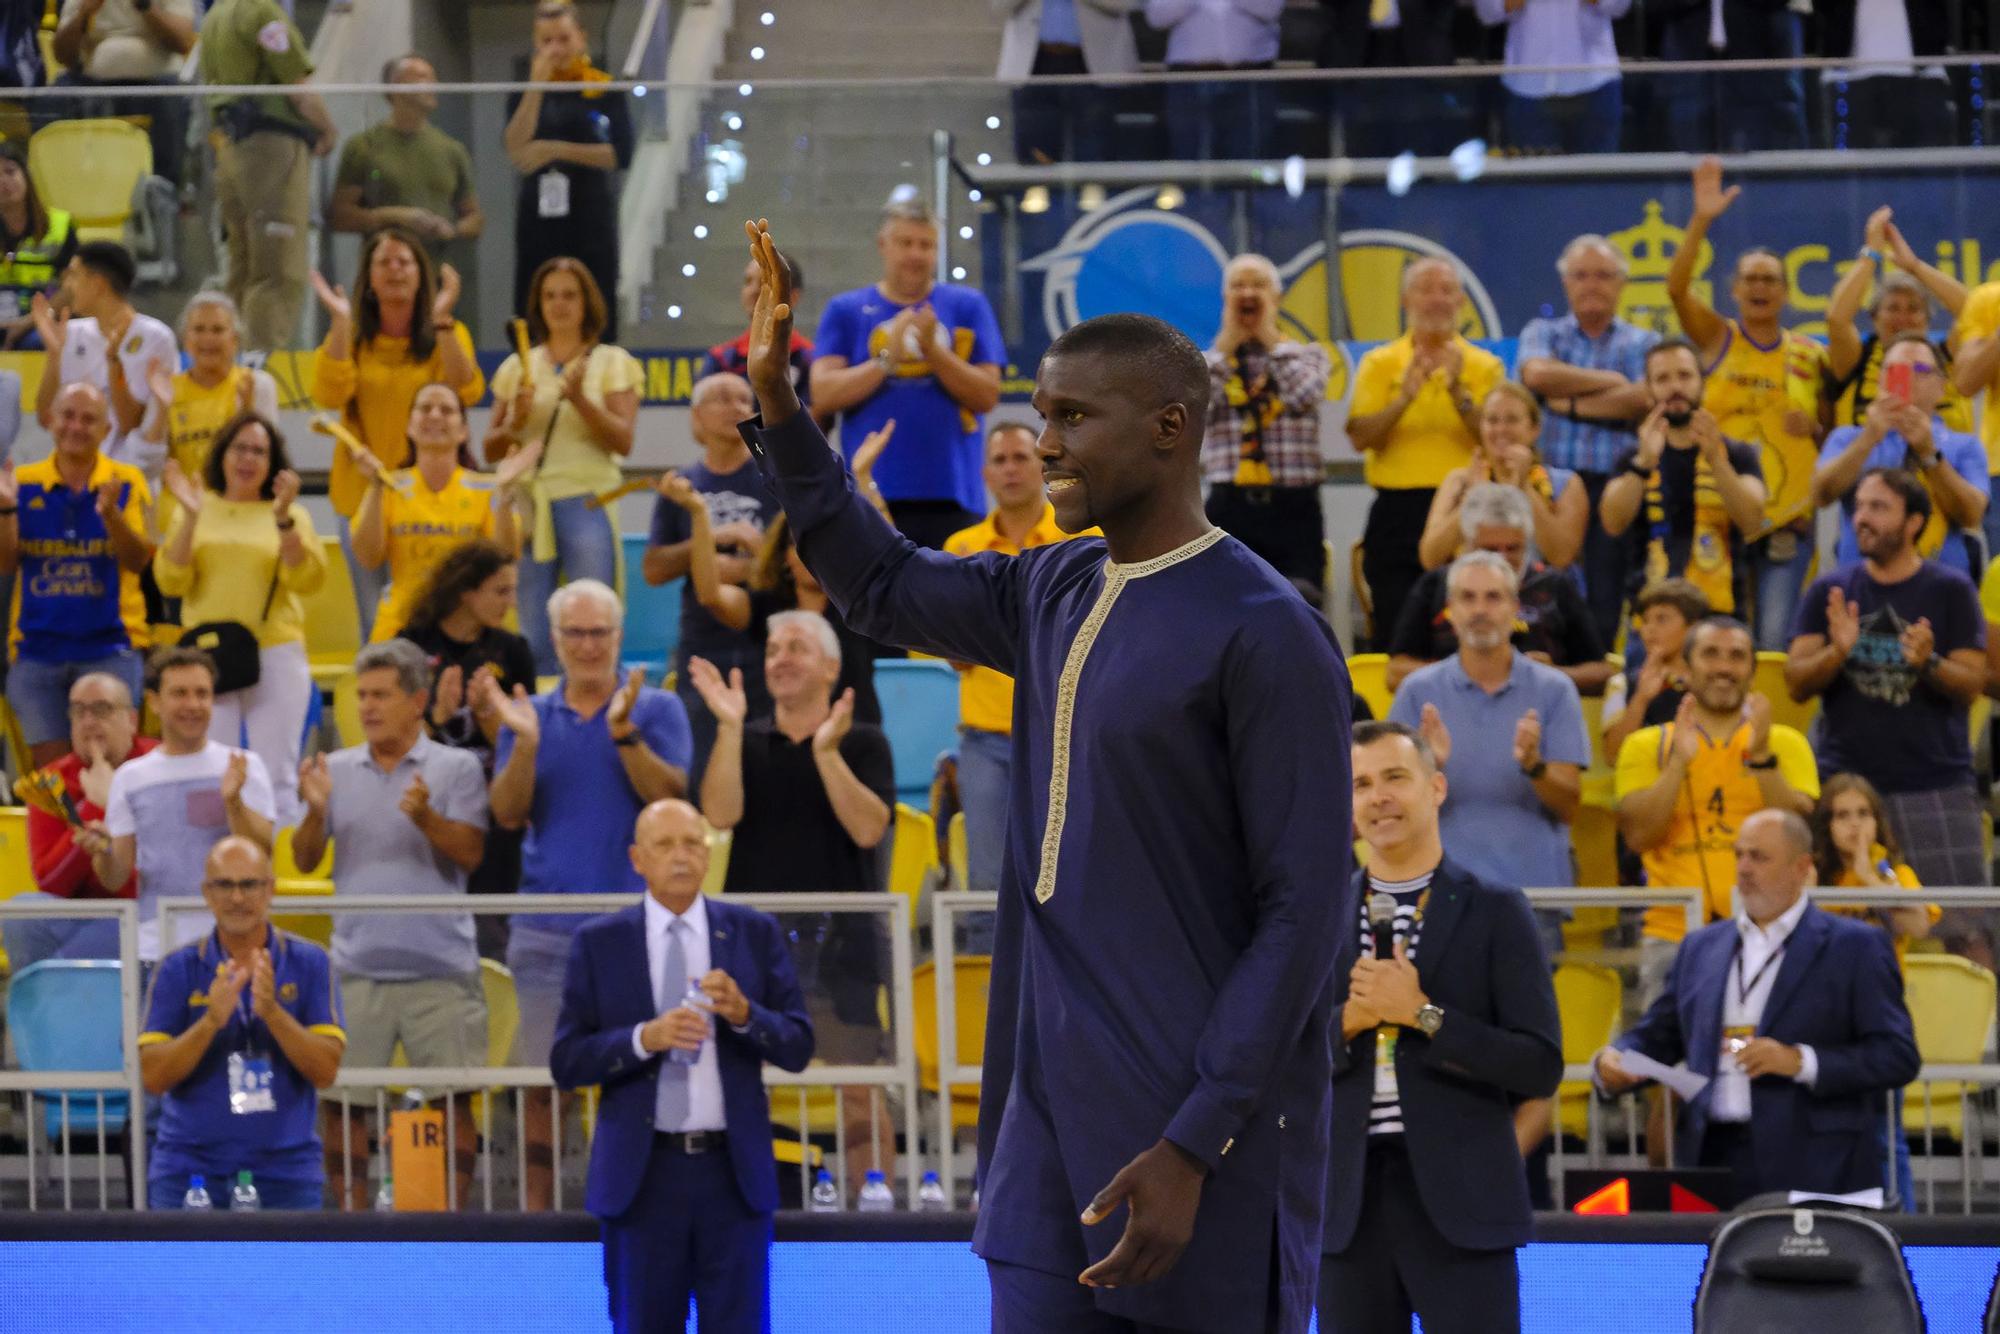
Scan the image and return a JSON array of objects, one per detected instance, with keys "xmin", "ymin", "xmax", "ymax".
[
  {"xmin": 1387, "ymin": 483, "xmax": 1609, "ymax": 696},
  {"xmin": 290, "ymin": 638, "xmax": 489, "ymax": 1210}
]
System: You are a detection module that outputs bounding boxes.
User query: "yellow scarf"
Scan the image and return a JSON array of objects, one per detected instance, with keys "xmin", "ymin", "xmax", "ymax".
[
  {"xmin": 1641, "ymin": 446, "xmax": 1735, "ymax": 613},
  {"xmin": 1223, "ymin": 353, "xmax": 1281, "ymax": 487},
  {"xmin": 552, "ymin": 55, "xmax": 612, "ymax": 97}
]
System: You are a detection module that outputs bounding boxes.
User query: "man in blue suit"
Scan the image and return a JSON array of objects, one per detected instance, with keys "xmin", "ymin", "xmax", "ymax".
[
  {"xmin": 552, "ymin": 798, "xmax": 815, "ymax": 1333},
  {"xmin": 1596, "ymin": 807, "xmax": 1919, "ymax": 1202},
  {"xmin": 1320, "ymin": 721, "xmax": 1563, "ymax": 1333}
]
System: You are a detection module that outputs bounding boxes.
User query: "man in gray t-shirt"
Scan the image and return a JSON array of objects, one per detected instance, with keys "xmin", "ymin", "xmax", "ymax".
[{"xmin": 291, "ymin": 640, "xmax": 488, "ymax": 1210}]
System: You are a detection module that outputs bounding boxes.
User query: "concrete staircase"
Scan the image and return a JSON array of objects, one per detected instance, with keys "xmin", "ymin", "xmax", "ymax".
[{"xmin": 626, "ymin": 0, "xmax": 1011, "ymax": 348}]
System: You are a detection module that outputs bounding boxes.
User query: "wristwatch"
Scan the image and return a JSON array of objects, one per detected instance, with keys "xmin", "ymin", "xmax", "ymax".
[
  {"xmin": 1414, "ymin": 1004, "xmax": 1445, "ymax": 1038},
  {"xmin": 1745, "ymin": 752, "xmax": 1778, "ymax": 770}
]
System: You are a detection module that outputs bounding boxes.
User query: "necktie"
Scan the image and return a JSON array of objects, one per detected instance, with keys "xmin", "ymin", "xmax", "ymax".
[{"xmin": 655, "ymin": 918, "xmax": 689, "ymax": 1130}]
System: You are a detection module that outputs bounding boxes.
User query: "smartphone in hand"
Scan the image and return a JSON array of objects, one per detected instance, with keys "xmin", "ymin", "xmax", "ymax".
[{"xmin": 1884, "ymin": 362, "xmax": 1913, "ymax": 403}]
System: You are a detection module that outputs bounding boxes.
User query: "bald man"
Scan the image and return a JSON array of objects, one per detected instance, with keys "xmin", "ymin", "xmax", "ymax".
[
  {"xmin": 140, "ymin": 835, "xmax": 345, "ymax": 1210},
  {"xmin": 0, "ymin": 381, "xmax": 155, "ymax": 766},
  {"xmin": 1595, "ymin": 808, "xmax": 1919, "ymax": 1204},
  {"xmin": 552, "ymin": 799, "xmax": 813, "ymax": 1334}
]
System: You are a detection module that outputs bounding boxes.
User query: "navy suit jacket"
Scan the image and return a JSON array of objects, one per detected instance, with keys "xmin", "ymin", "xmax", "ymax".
[
  {"xmin": 1323, "ymin": 859, "xmax": 1563, "ymax": 1253},
  {"xmin": 550, "ymin": 897, "xmax": 815, "ymax": 1220},
  {"xmin": 1613, "ymin": 902, "xmax": 1920, "ymax": 1197}
]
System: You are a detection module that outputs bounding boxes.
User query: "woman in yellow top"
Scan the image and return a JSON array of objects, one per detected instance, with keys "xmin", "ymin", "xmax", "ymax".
[
  {"xmin": 310, "ymin": 226, "xmax": 485, "ymax": 640},
  {"xmin": 1812, "ymin": 772, "xmax": 1938, "ymax": 956},
  {"xmin": 351, "ymin": 383, "xmax": 535, "ymax": 642},
  {"xmin": 1417, "ymin": 383, "xmax": 1588, "ymax": 570},
  {"xmin": 483, "ymin": 257, "xmax": 642, "ymax": 674},
  {"xmin": 154, "ymin": 413, "xmax": 326, "ymax": 823},
  {"xmin": 1669, "ymin": 157, "xmax": 1827, "ymax": 653},
  {"xmin": 141, "ymin": 291, "xmax": 280, "ymax": 545}
]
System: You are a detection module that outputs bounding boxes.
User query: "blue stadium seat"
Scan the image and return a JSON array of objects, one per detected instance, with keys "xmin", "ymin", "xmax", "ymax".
[
  {"xmin": 8, "ymin": 960, "xmax": 129, "ymax": 1138},
  {"xmin": 620, "ymin": 532, "xmax": 680, "ymax": 680},
  {"xmin": 874, "ymin": 660, "xmax": 961, "ymax": 812}
]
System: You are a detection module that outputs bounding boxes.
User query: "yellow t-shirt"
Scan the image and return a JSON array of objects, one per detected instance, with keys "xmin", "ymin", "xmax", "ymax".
[
  {"xmin": 153, "ymin": 497, "xmax": 326, "ymax": 649},
  {"xmin": 943, "ymin": 503, "xmax": 1093, "ymax": 734},
  {"xmin": 1825, "ymin": 848, "xmax": 1938, "ymax": 961},
  {"xmin": 158, "ymin": 367, "xmax": 276, "ymax": 538},
  {"xmin": 1614, "ymin": 719, "xmax": 1820, "ymax": 941},
  {"xmin": 488, "ymin": 344, "xmax": 643, "ymax": 501},
  {"xmin": 369, "ymin": 466, "xmax": 498, "ymax": 642},
  {"xmin": 1981, "ymin": 555, "xmax": 2000, "ymax": 623},
  {"xmin": 1348, "ymin": 334, "xmax": 1503, "ymax": 491},
  {"xmin": 1701, "ymin": 320, "xmax": 1824, "ymax": 527},
  {"xmin": 311, "ymin": 321, "xmax": 486, "ymax": 517},
  {"xmin": 1951, "ymin": 281, "xmax": 2000, "ymax": 473}
]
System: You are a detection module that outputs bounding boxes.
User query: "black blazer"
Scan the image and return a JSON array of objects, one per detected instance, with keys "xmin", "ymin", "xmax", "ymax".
[{"xmin": 1323, "ymin": 858, "xmax": 1563, "ymax": 1254}]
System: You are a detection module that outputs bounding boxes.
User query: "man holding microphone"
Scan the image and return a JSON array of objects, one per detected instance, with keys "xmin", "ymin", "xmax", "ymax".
[{"xmin": 1319, "ymin": 721, "xmax": 1563, "ymax": 1333}]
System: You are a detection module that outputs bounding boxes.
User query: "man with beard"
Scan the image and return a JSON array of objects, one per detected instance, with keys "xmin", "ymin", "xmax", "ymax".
[
  {"xmin": 1615, "ymin": 616, "xmax": 1819, "ymax": 1004},
  {"xmin": 1787, "ymin": 468, "xmax": 1991, "ymax": 952},
  {"xmin": 1599, "ymin": 338, "xmax": 1766, "ymax": 670},
  {"xmin": 1200, "ymin": 254, "xmax": 1332, "ymax": 597}
]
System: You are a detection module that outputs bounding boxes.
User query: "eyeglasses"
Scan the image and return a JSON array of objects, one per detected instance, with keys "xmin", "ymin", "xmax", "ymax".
[
  {"xmin": 67, "ymin": 702, "xmax": 126, "ymax": 721},
  {"xmin": 1901, "ymin": 362, "xmax": 1940, "ymax": 376},
  {"xmin": 555, "ymin": 626, "xmax": 617, "ymax": 642},
  {"xmin": 203, "ymin": 878, "xmax": 270, "ymax": 898}
]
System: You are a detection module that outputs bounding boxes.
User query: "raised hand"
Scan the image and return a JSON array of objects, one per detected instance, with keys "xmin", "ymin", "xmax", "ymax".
[
  {"xmin": 1512, "ymin": 707, "xmax": 1542, "ymax": 772},
  {"xmin": 430, "ymin": 663, "xmax": 465, "ymax": 727},
  {"xmin": 1826, "ymin": 587, "xmax": 1862, "ymax": 656},
  {"xmin": 814, "ymin": 687, "xmax": 855, "ymax": 754},
  {"xmin": 1900, "ymin": 615, "xmax": 1936, "ymax": 670},
  {"xmin": 206, "ymin": 957, "xmax": 251, "ymax": 1026},
  {"xmin": 94, "ymin": 481, "xmax": 122, "ymax": 525},
  {"xmin": 399, "ymin": 772, "xmax": 433, "ymax": 827},
  {"xmin": 742, "ymin": 219, "xmax": 801, "ymax": 418},
  {"xmin": 221, "ymin": 751, "xmax": 248, "ymax": 804},
  {"xmin": 509, "ymin": 379, "xmax": 535, "ymax": 433},
  {"xmin": 78, "ymin": 741, "xmax": 115, "ymax": 810},
  {"xmin": 0, "ymin": 462, "xmax": 19, "ymax": 510},
  {"xmin": 605, "ymin": 667, "xmax": 645, "ymax": 739},
  {"xmin": 309, "ymin": 270, "xmax": 352, "ymax": 326},
  {"xmin": 431, "ymin": 264, "xmax": 463, "ymax": 326},
  {"xmin": 271, "ymin": 469, "xmax": 302, "ymax": 520},
  {"xmin": 853, "ymin": 419, "xmax": 896, "ymax": 483},
  {"xmin": 686, "ymin": 657, "xmax": 747, "ymax": 728},
  {"xmin": 655, "ymin": 471, "xmax": 706, "ymax": 514},
  {"xmin": 162, "ymin": 460, "xmax": 204, "ymax": 518},
  {"xmin": 1417, "ymin": 702, "xmax": 1452, "ymax": 769},
  {"xmin": 494, "ymin": 438, "xmax": 544, "ymax": 491},
  {"xmin": 1743, "ymin": 691, "xmax": 1774, "ymax": 758},
  {"xmin": 145, "ymin": 357, "xmax": 175, "ymax": 407},
  {"xmin": 297, "ymin": 753, "xmax": 332, "ymax": 815},
  {"xmin": 249, "ymin": 948, "xmax": 279, "ymax": 1021},
  {"xmin": 558, "ymin": 354, "xmax": 589, "ymax": 404},
  {"xmin": 491, "ymin": 683, "xmax": 541, "ymax": 744},
  {"xmin": 1635, "ymin": 404, "xmax": 1669, "ymax": 469},
  {"xmin": 1690, "ymin": 409, "xmax": 1728, "ymax": 464},
  {"xmin": 1669, "ymin": 693, "xmax": 1702, "ymax": 767},
  {"xmin": 1864, "ymin": 204, "xmax": 1893, "ymax": 253},
  {"xmin": 1400, "ymin": 349, "xmax": 1435, "ymax": 400},
  {"xmin": 1691, "ymin": 155, "xmax": 1741, "ymax": 221},
  {"xmin": 911, "ymin": 304, "xmax": 940, "ymax": 351},
  {"xmin": 30, "ymin": 292, "xmax": 65, "ymax": 354},
  {"xmin": 236, "ymin": 367, "xmax": 257, "ymax": 414}
]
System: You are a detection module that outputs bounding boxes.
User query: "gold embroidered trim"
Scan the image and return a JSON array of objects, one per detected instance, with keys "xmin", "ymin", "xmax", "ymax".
[{"xmin": 1032, "ymin": 527, "xmax": 1226, "ymax": 904}]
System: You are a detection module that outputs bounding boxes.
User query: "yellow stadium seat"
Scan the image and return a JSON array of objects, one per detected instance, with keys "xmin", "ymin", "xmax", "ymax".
[
  {"xmin": 27, "ymin": 118, "xmax": 149, "ymax": 242},
  {"xmin": 480, "ymin": 958, "xmax": 518, "ymax": 1067},
  {"xmin": 702, "ymin": 828, "xmax": 730, "ymax": 897},
  {"xmin": 1348, "ymin": 652, "xmax": 1393, "ymax": 722},
  {"xmin": 1902, "ymin": 953, "xmax": 1996, "ymax": 1143},
  {"xmin": 889, "ymin": 803, "xmax": 937, "ymax": 919},
  {"xmin": 0, "ymin": 805, "xmax": 33, "ymax": 970},
  {"xmin": 332, "ymin": 672, "xmax": 361, "ymax": 749},
  {"xmin": 1579, "ymin": 691, "xmax": 1607, "ymax": 774},
  {"xmin": 271, "ymin": 876, "xmax": 333, "ymax": 948},
  {"xmin": 274, "ymin": 825, "xmax": 330, "ymax": 879},
  {"xmin": 913, "ymin": 954, "xmax": 989, "ymax": 1135},
  {"xmin": 1569, "ymin": 776, "xmax": 1622, "ymax": 903},
  {"xmin": 303, "ymin": 537, "xmax": 364, "ymax": 689},
  {"xmin": 948, "ymin": 812, "xmax": 967, "ymax": 890},
  {"xmin": 1553, "ymin": 962, "xmax": 1623, "ymax": 1140},
  {"xmin": 1753, "ymin": 651, "xmax": 1816, "ymax": 738}
]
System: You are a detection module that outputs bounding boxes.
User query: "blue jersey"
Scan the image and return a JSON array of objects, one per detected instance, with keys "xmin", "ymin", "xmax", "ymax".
[
  {"xmin": 140, "ymin": 928, "xmax": 344, "ymax": 1184},
  {"xmin": 813, "ymin": 282, "xmax": 1005, "ymax": 514}
]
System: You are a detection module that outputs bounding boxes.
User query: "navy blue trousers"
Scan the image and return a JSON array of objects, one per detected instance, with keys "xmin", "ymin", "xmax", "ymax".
[{"xmin": 601, "ymin": 1140, "xmax": 771, "ymax": 1333}]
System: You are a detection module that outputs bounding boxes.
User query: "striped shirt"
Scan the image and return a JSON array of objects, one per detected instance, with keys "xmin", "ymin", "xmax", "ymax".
[
  {"xmin": 1361, "ymin": 870, "xmax": 1432, "ymax": 1137},
  {"xmin": 1515, "ymin": 314, "xmax": 1658, "ymax": 476}
]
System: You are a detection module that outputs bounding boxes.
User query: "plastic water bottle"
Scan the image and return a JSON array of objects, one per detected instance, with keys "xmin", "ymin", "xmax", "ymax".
[
  {"xmin": 808, "ymin": 1169, "xmax": 841, "ymax": 1212},
  {"xmin": 374, "ymin": 1174, "xmax": 395, "ymax": 1211},
  {"xmin": 669, "ymin": 981, "xmax": 709, "ymax": 1067},
  {"xmin": 181, "ymin": 1174, "xmax": 212, "ymax": 1211},
  {"xmin": 916, "ymin": 1171, "xmax": 948, "ymax": 1212},
  {"xmin": 857, "ymin": 1170, "xmax": 895, "ymax": 1212},
  {"xmin": 230, "ymin": 1170, "xmax": 260, "ymax": 1212}
]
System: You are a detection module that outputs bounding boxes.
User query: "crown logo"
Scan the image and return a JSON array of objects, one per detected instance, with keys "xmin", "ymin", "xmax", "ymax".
[{"xmin": 1610, "ymin": 200, "xmax": 1712, "ymax": 335}]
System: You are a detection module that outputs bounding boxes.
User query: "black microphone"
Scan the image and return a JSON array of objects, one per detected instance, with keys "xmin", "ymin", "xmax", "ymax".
[{"xmin": 1368, "ymin": 892, "xmax": 1399, "ymax": 962}]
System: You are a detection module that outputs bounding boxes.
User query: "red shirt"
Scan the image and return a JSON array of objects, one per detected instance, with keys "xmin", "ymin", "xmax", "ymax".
[{"xmin": 30, "ymin": 736, "xmax": 158, "ymax": 899}]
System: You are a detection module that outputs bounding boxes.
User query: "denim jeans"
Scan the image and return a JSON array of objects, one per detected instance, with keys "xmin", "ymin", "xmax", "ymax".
[
  {"xmin": 337, "ymin": 511, "xmax": 389, "ymax": 645},
  {"xmin": 1751, "ymin": 531, "xmax": 1815, "ymax": 652},
  {"xmin": 6, "ymin": 648, "xmax": 144, "ymax": 747},
  {"xmin": 1503, "ymin": 81, "xmax": 1622, "ymax": 155},
  {"xmin": 954, "ymin": 727, "xmax": 1010, "ymax": 955},
  {"xmin": 515, "ymin": 494, "xmax": 621, "ymax": 676},
  {"xmin": 0, "ymin": 893, "xmax": 121, "ymax": 971}
]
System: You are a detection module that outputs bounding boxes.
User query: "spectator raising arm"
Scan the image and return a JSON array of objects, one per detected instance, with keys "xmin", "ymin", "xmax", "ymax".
[
  {"xmin": 1667, "ymin": 158, "xmax": 1738, "ymax": 364},
  {"xmin": 604, "ymin": 668, "xmax": 686, "ymax": 803},
  {"xmin": 654, "ymin": 474, "xmax": 753, "ymax": 631},
  {"xmin": 811, "ymin": 688, "xmax": 891, "ymax": 848},
  {"xmin": 689, "ymin": 656, "xmax": 748, "ymax": 830},
  {"xmin": 484, "ymin": 680, "xmax": 540, "ymax": 830}
]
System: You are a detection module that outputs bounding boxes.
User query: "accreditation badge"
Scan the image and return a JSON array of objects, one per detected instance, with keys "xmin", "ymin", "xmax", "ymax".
[
  {"xmin": 537, "ymin": 170, "xmax": 570, "ymax": 219},
  {"xmin": 228, "ymin": 1050, "xmax": 276, "ymax": 1115},
  {"xmin": 1373, "ymin": 1026, "xmax": 1398, "ymax": 1102},
  {"xmin": 1719, "ymin": 1024, "xmax": 1755, "ymax": 1074}
]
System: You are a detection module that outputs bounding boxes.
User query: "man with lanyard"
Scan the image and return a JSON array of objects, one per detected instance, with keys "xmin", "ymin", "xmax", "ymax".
[
  {"xmin": 1813, "ymin": 333, "xmax": 1989, "ymax": 579},
  {"xmin": 1614, "ymin": 616, "xmax": 1819, "ymax": 1005},
  {"xmin": 1200, "ymin": 253, "xmax": 1332, "ymax": 597},
  {"xmin": 1668, "ymin": 157, "xmax": 1827, "ymax": 651},
  {"xmin": 139, "ymin": 835, "xmax": 345, "ymax": 1209}
]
